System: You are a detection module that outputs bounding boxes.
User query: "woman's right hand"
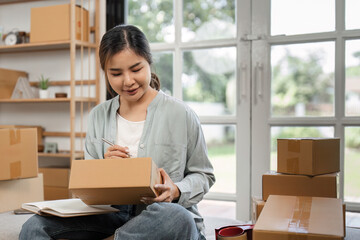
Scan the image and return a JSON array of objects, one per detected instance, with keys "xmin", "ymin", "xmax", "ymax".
[{"xmin": 104, "ymin": 145, "xmax": 130, "ymax": 159}]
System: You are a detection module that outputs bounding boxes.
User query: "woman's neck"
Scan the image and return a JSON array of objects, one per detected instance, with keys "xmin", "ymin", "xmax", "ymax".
[{"xmin": 118, "ymin": 88, "xmax": 158, "ymax": 122}]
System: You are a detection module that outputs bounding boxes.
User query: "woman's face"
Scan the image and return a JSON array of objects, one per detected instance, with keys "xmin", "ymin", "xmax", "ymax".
[{"xmin": 106, "ymin": 48, "xmax": 152, "ymax": 104}]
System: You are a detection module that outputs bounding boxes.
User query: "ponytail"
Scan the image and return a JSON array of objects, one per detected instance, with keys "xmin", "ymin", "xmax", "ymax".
[{"xmin": 150, "ymin": 73, "xmax": 161, "ymax": 90}]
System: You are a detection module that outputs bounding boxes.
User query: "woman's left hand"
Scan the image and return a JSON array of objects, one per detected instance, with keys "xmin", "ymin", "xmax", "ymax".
[{"xmin": 140, "ymin": 168, "xmax": 180, "ymax": 204}]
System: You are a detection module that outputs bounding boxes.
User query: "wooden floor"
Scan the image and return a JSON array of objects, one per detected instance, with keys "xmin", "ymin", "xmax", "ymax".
[{"xmin": 198, "ymin": 199, "xmax": 360, "ymax": 228}]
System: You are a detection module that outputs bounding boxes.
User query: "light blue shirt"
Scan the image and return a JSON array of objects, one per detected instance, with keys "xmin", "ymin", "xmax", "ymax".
[{"xmin": 84, "ymin": 90, "xmax": 215, "ymax": 231}]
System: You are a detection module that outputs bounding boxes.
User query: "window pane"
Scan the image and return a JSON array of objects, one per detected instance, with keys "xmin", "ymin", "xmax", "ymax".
[
  {"xmin": 345, "ymin": 127, "xmax": 360, "ymax": 203},
  {"xmin": 346, "ymin": 0, "xmax": 360, "ymax": 30},
  {"xmin": 271, "ymin": 0, "xmax": 335, "ymax": 36},
  {"xmin": 182, "ymin": 0, "xmax": 236, "ymax": 42},
  {"xmin": 128, "ymin": 0, "xmax": 174, "ymax": 43},
  {"xmin": 152, "ymin": 51, "xmax": 173, "ymax": 96},
  {"xmin": 203, "ymin": 124, "xmax": 236, "ymax": 194},
  {"xmin": 198, "ymin": 199, "xmax": 236, "ymax": 219},
  {"xmin": 345, "ymin": 40, "xmax": 360, "ymax": 116},
  {"xmin": 270, "ymin": 126, "xmax": 334, "ymax": 171},
  {"xmin": 183, "ymin": 47, "xmax": 236, "ymax": 116},
  {"xmin": 271, "ymin": 42, "xmax": 335, "ymax": 117}
]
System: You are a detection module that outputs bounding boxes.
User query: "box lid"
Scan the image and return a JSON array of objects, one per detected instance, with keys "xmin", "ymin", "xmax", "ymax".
[{"xmin": 254, "ymin": 195, "xmax": 344, "ymax": 238}]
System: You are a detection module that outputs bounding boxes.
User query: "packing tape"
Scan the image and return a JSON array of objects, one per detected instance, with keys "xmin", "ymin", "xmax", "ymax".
[
  {"xmin": 215, "ymin": 224, "xmax": 253, "ymax": 240},
  {"xmin": 288, "ymin": 197, "xmax": 311, "ymax": 238},
  {"xmin": 10, "ymin": 161, "xmax": 21, "ymax": 179},
  {"xmin": 286, "ymin": 140, "xmax": 300, "ymax": 174},
  {"xmin": 9, "ymin": 129, "xmax": 21, "ymax": 145},
  {"xmin": 286, "ymin": 157, "xmax": 299, "ymax": 174}
]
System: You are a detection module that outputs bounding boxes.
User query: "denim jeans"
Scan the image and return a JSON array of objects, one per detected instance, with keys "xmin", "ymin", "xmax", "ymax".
[{"xmin": 19, "ymin": 202, "xmax": 205, "ymax": 240}]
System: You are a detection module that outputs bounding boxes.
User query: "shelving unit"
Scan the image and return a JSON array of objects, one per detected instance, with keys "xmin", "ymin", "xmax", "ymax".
[{"xmin": 0, "ymin": 0, "xmax": 100, "ymax": 162}]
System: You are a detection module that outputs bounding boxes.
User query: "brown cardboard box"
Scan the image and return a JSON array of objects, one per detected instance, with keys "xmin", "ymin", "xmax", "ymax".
[
  {"xmin": 0, "ymin": 68, "xmax": 28, "ymax": 99},
  {"xmin": 277, "ymin": 138, "xmax": 340, "ymax": 176},
  {"xmin": 0, "ymin": 125, "xmax": 43, "ymax": 148},
  {"xmin": 44, "ymin": 186, "xmax": 71, "ymax": 200},
  {"xmin": 253, "ymin": 195, "xmax": 344, "ymax": 240},
  {"xmin": 69, "ymin": 158, "xmax": 162, "ymax": 205},
  {"xmin": 39, "ymin": 168, "xmax": 70, "ymax": 188},
  {"xmin": 30, "ymin": 4, "xmax": 89, "ymax": 43},
  {"xmin": 0, "ymin": 173, "xmax": 44, "ymax": 212},
  {"xmin": 39, "ymin": 168, "xmax": 71, "ymax": 200},
  {"xmin": 0, "ymin": 128, "xmax": 38, "ymax": 180},
  {"xmin": 262, "ymin": 172, "xmax": 337, "ymax": 201},
  {"xmin": 252, "ymin": 197, "xmax": 266, "ymax": 222}
]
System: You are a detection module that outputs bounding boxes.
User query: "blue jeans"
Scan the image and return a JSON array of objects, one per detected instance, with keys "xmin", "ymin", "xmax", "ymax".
[{"xmin": 19, "ymin": 202, "xmax": 205, "ymax": 240}]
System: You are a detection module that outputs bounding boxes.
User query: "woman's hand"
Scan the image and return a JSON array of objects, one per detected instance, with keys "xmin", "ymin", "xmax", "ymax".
[
  {"xmin": 140, "ymin": 168, "xmax": 180, "ymax": 204},
  {"xmin": 104, "ymin": 145, "xmax": 130, "ymax": 159}
]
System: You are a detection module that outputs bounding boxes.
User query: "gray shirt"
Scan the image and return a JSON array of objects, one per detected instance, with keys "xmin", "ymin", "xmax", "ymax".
[{"xmin": 84, "ymin": 90, "xmax": 215, "ymax": 231}]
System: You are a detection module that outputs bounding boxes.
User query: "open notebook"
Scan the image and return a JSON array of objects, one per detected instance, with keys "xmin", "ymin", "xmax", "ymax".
[{"xmin": 22, "ymin": 199, "xmax": 119, "ymax": 217}]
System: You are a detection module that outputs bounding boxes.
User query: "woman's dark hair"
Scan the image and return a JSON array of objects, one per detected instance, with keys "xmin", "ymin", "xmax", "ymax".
[{"xmin": 99, "ymin": 24, "xmax": 160, "ymax": 97}]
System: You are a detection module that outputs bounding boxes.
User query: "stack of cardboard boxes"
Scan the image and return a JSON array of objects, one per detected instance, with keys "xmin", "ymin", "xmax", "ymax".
[
  {"xmin": 0, "ymin": 128, "xmax": 44, "ymax": 212},
  {"xmin": 252, "ymin": 138, "xmax": 345, "ymax": 240}
]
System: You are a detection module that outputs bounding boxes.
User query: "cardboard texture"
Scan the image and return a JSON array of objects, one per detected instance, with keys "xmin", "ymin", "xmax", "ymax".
[
  {"xmin": 277, "ymin": 138, "xmax": 340, "ymax": 176},
  {"xmin": 262, "ymin": 172, "xmax": 338, "ymax": 201},
  {"xmin": 39, "ymin": 168, "xmax": 70, "ymax": 188},
  {"xmin": 0, "ymin": 173, "xmax": 44, "ymax": 212},
  {"xmin": 0, "ymin": 128, "xmax": 38, "ymax": 181},
  {"xmin": 252, "ymin": 197, "xmax": 266, "ymax": 223},
  {"xmin": 253, "ymin": 195, "xmax": 344, "ymax": 240},
  {"xmin": 69, "ymin": 158, "xmax": 162, "ymax": 205},
  {"xmin": 0, "ymin": 68, "xmax": 28, "ymax": 99},
  {"xmin": 44, "ymin": 186, "xmax": 71, "ymax": 201},
  {"xmin": 0, "ymin": 125, "xmax": 43, "ymax": 148},
  {"xmin": 30, "ymin": 4, "xmax": 89, "ymax": 43}
]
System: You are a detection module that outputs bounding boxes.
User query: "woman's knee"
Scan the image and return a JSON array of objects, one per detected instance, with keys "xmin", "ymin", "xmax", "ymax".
[{"xmin": 149, "ymin": 203, "xmax": 194, "ymax": 224}]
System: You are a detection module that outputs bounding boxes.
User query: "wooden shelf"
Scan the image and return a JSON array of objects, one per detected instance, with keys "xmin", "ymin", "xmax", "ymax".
[
  {"xmin": 0, "ymin": 97, "xmax": 97, "ymax": 103},
  {"xmin": 29, "ymin": 80, "xmax": 97, "ymax": 87},
  {"xmin": 0, "ymin": 40, "xmax": 97, "ymax": 54},
  {"xmin": 38, "ymin": 150, "xmax": 84, "ymax": 159},
  {"xmin": 43, "ymin": 131, "xmax": 86, "ymax": 138}
]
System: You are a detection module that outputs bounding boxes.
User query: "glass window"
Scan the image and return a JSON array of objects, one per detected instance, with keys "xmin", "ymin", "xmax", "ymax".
[
  {"xmin": 182, "ymin": 47, "xmax": 236, "ymax": 116},
  {"xmin": 271, "ymin": 42, "xmax": 335, "ymax": 117},
  {"xmin": 345, "ymin": 40, "xmax": 360, "ymax": 116},
  {"xmin": 345, "ymin": 127, "xmax": 360, "ymax": 203},
  {"xmin": 152, "ymin": 51, "xmax": 173, "ymax": 95},
  {"xmin": 198, "ymin": 199, "xmax": 236, "ymax": 219},
  {"xmin": 182, "ymin": 0, "xmax": 236, "ymax": 42},
  {"xmin": 346, "ymin": 0, "xmax": 360, "ymax": 30},
  {"xmin": 203, "ymin": 124, "xmax": 236, "ymax": 194},
  {"xmin": 271, "ymin": 0, "xmax": 335, "ymax": 36},
  {"xmin": 127, "ymin": 0, "xmax": 174, "ymax": 43},
  {"xmin": 270, "ymin": 126, "xmax": 334, "ymax": 171}
]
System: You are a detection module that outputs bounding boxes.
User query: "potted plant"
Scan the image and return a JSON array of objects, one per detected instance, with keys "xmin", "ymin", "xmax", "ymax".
[{"xmin": 38, "ymin": 75, "xmax": 50, "ymax": 99}]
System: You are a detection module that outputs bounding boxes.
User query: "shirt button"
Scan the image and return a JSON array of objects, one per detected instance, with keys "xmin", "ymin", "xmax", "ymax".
[{"xmin": 140, "ymin": 143, "xmax": 145, "ymax": 149}]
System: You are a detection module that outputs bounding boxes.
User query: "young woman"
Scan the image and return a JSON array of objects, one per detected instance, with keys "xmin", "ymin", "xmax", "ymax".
[{"xmin": 20, "ymin": 24, "xmax": 215, "ymax": 240}]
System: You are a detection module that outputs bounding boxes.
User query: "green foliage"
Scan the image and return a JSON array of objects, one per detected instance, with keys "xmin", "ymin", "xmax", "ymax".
[
  {"xmin": 272, "ymin": 50, "xmax": 334, "ymax": 112},
  {"xmin": 271, "ymin": 127, "xmax": 323, "ymax": 151},
  {"xmin": 345, "ymin": 128, "xmax": 360, "ymax": 149},
  {"xmin": 346, "ymin": 66, "xmax": 360, "ymax": 78},
  {"xmin": 38, "ymin": 75, "xmax": 50, "ymax": 90}
]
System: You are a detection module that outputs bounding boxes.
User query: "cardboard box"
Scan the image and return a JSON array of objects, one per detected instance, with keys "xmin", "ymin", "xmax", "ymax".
[
  {"xmin": 0, "ymin": 68, "xmax": 28, "ymax": 99},
  {"xmin": 0, "ymin": 128, "xmax": 38, "ymax": 181},
  {"xmin": 39, "ymin": 168, "xmax": 70, "ymax": 188},
  {"xmin": 253, "ymin": 195, "xmax": 344, "ymax": 240},
  {"xmin": 252, "ymin": 197, "xmax": 266, "ymax": 223},
  {"xmin": 277, "ymin": 138, "xmax": 340, "ymax": 176},
  {"xmin": 0, "ymin": 125, "xmax": 43, "ymax": 148},
  {"xmin": 262, "ymin": 172, "xmax": 337, "ymax": 201},
  {"xmin": 44, "ymin": 186, "xmax": 71, "ymax": 200},
  {"xmin": 0, "ymin": 173, "xmax": 44, "ymax": 212},
  {"xmin": 30, "ymin": 4, "xmax": 89, "ymax": 43},
  {"xmin": 69, "ymin": 158, "xmax": 162, "ymax": 205}
]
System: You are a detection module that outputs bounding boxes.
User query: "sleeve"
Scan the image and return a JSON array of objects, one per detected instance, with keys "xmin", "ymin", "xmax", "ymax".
[
  {"xmin": 174, "ymin": 109, "xmax": 216, "ymax": 209},
  {"xmin": 84, "ymin": 109, "xmax": 102, "ymax": 160}
]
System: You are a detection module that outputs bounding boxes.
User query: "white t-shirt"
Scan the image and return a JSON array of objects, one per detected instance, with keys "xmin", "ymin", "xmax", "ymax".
[{"xmin": 116, "ymin": 113, "xmax": 145, "ymax": 158}]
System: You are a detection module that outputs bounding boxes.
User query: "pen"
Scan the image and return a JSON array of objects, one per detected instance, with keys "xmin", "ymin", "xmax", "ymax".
[{"xmin": 101, "ymin": 138, "xmax": 132, "ymax": 158}]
